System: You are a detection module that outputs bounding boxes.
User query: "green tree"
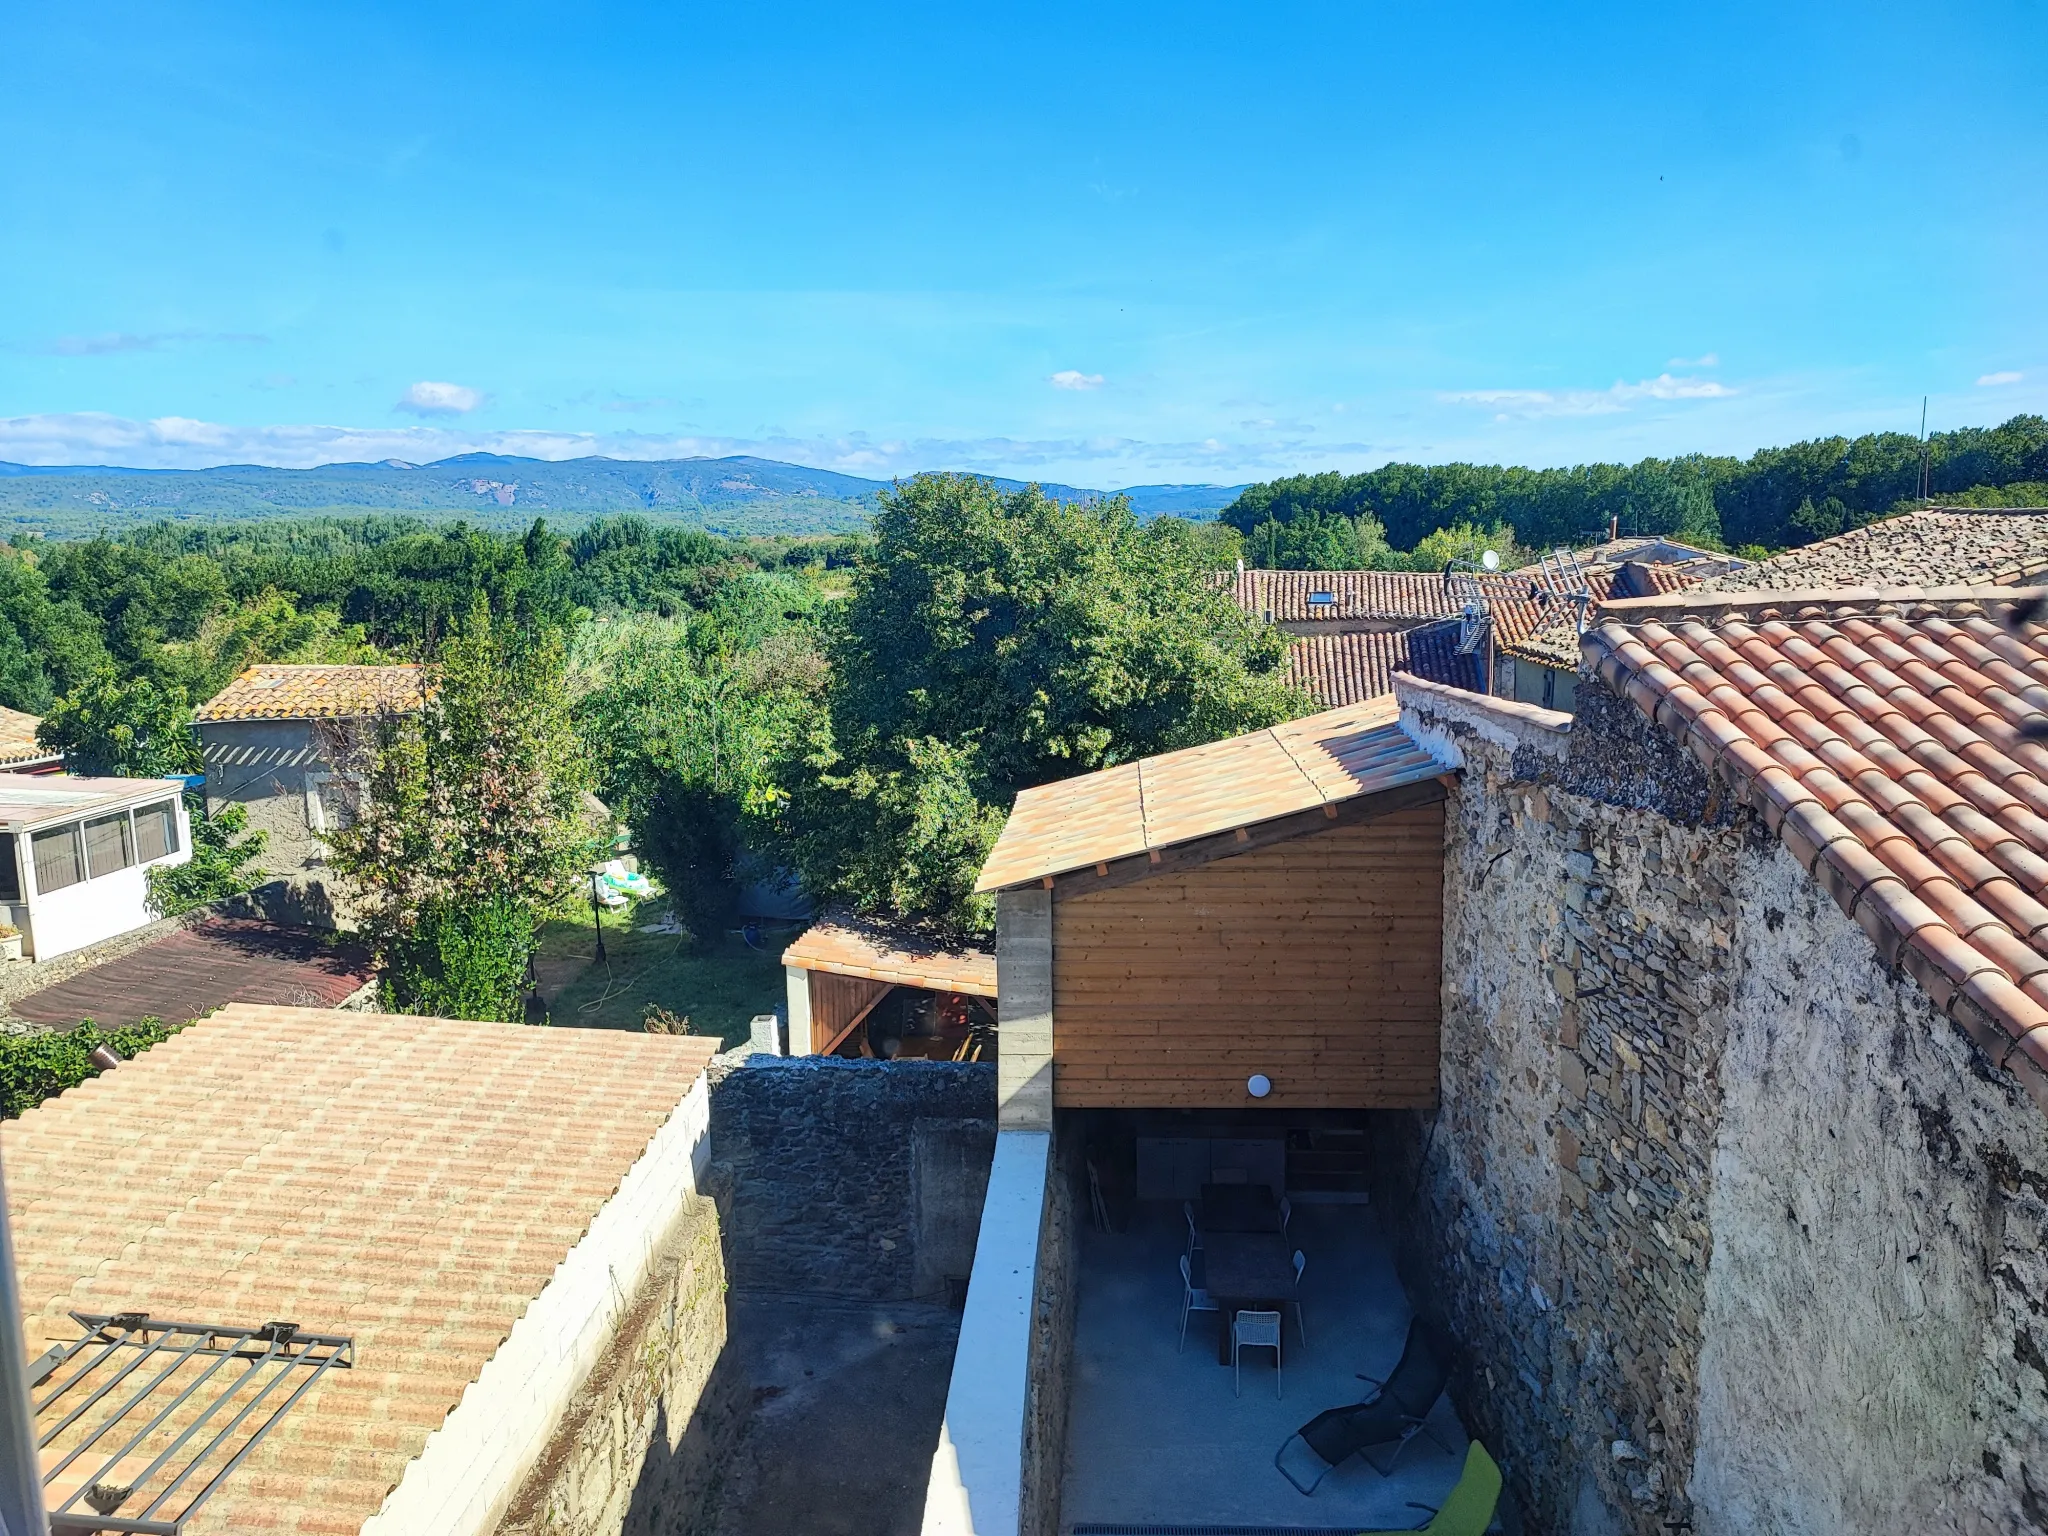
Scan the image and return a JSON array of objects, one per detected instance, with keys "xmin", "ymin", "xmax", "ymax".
[
  {"xmin": 576, "ymin": 587, "xmax": 826, "ymax": 936},
  {"xmin": 325, "ymin": 600, "xmax": 590, "ymax": 1021},
  {"xmin": 36, "ymin": 669, "xmax": 202, "ymax": 777},
  {"xmin": 786, "ymin": 474, "xmax": 1305, "ymax": 934}
]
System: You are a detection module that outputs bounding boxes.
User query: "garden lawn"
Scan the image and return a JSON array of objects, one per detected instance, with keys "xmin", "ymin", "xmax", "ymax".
[{"xmin": 535, "ymin": 905, "xmax": 792, "ymax": 1048}]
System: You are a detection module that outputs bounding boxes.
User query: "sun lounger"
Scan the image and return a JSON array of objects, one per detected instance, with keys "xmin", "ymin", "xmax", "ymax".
[{"xmin": 1272, "ymin": 1317, "xmax": 1453, "ymax": 1495}]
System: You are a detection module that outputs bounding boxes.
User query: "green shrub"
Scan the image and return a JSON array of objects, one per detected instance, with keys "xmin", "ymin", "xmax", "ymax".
[
  {"xmin": 147, "ymin": 798, "xmax": 269, "ymax": 917},
  {"xmin": 0, "ymin": 1017, "xmax": 183, "ymax": 1119},
  {"xmin": 380, "ymin": 895, "xmax": 535, "ymax": 1023}
]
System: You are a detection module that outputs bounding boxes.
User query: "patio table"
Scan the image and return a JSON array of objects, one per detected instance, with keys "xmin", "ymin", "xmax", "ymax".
[
  {"xmin": 1199, "ymin": 1181, "xmax": 1282, "ymax": 1234},
  {"xmin": 1203, "ymin": 1230, "xmax": 1296, "ymax": 1364}
]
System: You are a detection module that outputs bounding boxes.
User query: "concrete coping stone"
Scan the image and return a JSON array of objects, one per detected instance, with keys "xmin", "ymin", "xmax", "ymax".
[{"xmin": 1394, "ymin": 673, "xmax": 1572, "ymax": 767}]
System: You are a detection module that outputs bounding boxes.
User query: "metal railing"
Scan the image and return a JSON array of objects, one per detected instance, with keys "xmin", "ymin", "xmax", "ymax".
[{"xmin": 27, "ymin": 1312, "xmax": 352, "ymax": 1535}]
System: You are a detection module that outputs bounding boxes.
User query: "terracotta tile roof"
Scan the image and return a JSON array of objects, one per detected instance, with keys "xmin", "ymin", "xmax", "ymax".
[
  {"xmin": 0, "ymin": 705, "xmax": 56, "ymax": 768},
  {"xmin": 3, "ymin": 1003, "xmax": 719, "ymax": 1535},
  {"xmin": 976, "ymin": 697, "xmax": 1447, "ymax": 891},
  {"xmin": 1284, "ymin": 622, "xmax": 1481, "ymax": 706},
  {"xmin": 1583, "ymin": 586, "xmax": 2048, "ymax": 1111},
  {"xmin": 1700, "ymin": 509, "xmax": 2048, "ymax": 594},
  {"xmin": 195, "ymin": 664, "xmax": 425, "ymax": 723},
  {"xmin": 783, "ymin": 911, "xmax": 997, "ymax": 996},
  {"xmin": 1225, "ymin": 568, "xmax": 1523, "ymax": 624}
]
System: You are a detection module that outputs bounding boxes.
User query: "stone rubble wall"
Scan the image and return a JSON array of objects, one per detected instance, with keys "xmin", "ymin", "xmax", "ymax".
[
  {"xmin": 1391, "ymin": 679, "xmax": 1738, "ymax": 1534},
  {"xmin": 1390, "ymin": 674, "xmax": 2048, "ymax": 1535},
  {"xmin": 1693, "ymin": 837, "xmax": 2048, "ymax": 1536},
  {"xmin": 705, "ymin": 1057, "xmax": 996, "ymax": 1301}
]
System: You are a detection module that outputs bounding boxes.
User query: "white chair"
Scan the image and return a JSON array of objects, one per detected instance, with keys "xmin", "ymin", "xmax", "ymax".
[
  {"xmin": 1279, "ymin": 1193, "xmax": 1293, "ymax": 1236},
  {"xmin": 1290, "ymin": 1249, "xmax": 1308, "ymax": 1344},
  {"xmin": 1178, "ymin": 1254, "xmax": 1217, "ymax": 1353},
  {"xmin": 1233, "ymin": 1309, "xmax": 1283, "ymax": 1397},
  {"xmin": 1183, "ymin": 1201, "xmax": 1203, "ymax": 1258}
]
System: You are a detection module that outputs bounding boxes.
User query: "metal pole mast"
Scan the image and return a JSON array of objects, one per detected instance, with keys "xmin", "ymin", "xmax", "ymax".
[{"xmin": 0, "ymin": 1148, "xmax": 49, "ymax": 1536}]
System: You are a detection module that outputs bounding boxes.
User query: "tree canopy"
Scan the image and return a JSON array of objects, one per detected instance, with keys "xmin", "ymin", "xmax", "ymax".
[{"xmin": 785, "ymin": 474, "xmax": 1305, "ymax": 934}]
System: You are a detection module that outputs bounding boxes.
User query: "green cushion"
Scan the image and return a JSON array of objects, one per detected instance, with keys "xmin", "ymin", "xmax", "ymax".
[{"xmin": 1353, "ymin": 1440, "xmax": 1502, "ymax": 1536}]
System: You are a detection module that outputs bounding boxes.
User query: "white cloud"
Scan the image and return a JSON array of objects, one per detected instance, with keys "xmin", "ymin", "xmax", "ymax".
[
  {"xmin": 1049, "ymin": 370, "xmax": 1105, "ymax": 391},
  {"xmin": 1667, "ymin": 352, "xmax": 1719, "ymax": 368},
  {"xmin": 1442, "ymin": 372, "xmax": 1735, "ymax": 421},
  {"xmin": 396, "ymin": 380, "xmax": 484, "ymax": 416},
  {"xmin": 1978, "ymin": 370, "xmax": 2024, "ymax": 387}
]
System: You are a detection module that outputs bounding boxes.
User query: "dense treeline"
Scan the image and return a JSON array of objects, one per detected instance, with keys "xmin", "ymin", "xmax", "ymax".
[
  {"xmin": 0, "ymin": 513, "xmax": 854, "ymax": 716},
  {"xmin": 1222, "ymin": 414, "xmax": 2048, "ymax": 566},
  {"xmin": 11, "ymin": 484, "xmax": 1293, "ymax": 940}
]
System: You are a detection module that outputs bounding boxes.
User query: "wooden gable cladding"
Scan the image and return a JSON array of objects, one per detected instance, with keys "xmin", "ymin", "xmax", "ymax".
[
  {"xmin": 1049, "ymin": 805, "xmax": 1444, "ymax": 1110},
  {"xmin": 808, "ymin": 970, "xmax": 895, "ymax": 1055}
]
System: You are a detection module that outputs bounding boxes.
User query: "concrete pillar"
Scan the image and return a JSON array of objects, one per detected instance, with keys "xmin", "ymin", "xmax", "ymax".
[
  {"xmin": 996, "ymin": 889, "xmax": 1053, "ymax": 1131},
  {"xmin": 784, "ymin": 965, "xmax": 814, "ymax": 1056}
]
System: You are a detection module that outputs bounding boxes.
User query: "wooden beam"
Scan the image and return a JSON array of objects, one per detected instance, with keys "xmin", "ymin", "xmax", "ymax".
[
  {"xmin": 817, "ymin": 983, "xmax": 896, "ymax": 1056},
  {"xmin": 1043, "ymin": 777, "xmax": 1452, "ymax": 902}
]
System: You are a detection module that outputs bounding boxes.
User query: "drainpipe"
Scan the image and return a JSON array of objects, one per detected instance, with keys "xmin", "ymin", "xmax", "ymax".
[{"xmin": 0, "ymin": 1150, "xmax": 50, "ymax": 1536}]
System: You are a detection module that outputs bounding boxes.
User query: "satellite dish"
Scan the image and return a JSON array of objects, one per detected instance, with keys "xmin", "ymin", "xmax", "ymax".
[{"xmin": 1481, "ymin": 549, "xmax": 1501, "ymax": 572}]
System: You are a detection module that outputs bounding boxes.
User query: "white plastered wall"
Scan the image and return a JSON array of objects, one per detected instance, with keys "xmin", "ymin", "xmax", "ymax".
[{"xmin": 358, "ymin": 1070, "xmax": 712, "ymax": 1536}]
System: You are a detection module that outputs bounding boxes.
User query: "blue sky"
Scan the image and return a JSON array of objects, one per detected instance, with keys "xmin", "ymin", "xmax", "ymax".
[{"xmin": 3, "ymin": 1, "xmax": 2044, "ymax": 485}]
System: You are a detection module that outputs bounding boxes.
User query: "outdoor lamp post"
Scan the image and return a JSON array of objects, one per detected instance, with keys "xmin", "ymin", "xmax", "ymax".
[{"xmin": 589, "ymin": 865, "xmax": 608, "ymax": 963}]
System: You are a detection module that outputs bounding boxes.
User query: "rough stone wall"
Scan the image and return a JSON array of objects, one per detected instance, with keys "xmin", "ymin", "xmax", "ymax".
[
  {"xmin": 1394, "ymin": 672, "xmax": 2048, "ymax": 1534},
  {"xmin": 1691, "ymin": 836, "xmax": 2048, "ymax": 1536},
  {"xmin": 497, "ymin": 1193, "xmax": 742, "ymax": 1536},
  {"xmin": 705, "ymin": 1057, "xmax": 996, "ymax": 1301},
  {"xmin": 1399, "ymin": 683, "xmax": 1739, "ymax": 1534}
]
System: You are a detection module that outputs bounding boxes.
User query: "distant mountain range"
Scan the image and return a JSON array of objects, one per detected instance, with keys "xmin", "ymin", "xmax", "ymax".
[{"xmin": 0, "ymin": 453, "xmax": 1248, "ymax": 538}]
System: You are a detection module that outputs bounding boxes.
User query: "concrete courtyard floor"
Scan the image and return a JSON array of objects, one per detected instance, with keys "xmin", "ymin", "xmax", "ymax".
[
  {"xmin": 709, "ymin": 1292, "xmax": 960, "ymax": 1536},
  {"xmin": 1060, "ymin": 1198, "xmax": 1474, "ymax": 1532}
]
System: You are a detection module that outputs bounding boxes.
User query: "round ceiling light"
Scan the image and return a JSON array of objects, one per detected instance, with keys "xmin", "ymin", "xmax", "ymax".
[{"xmin": 1247, "ymin": 1073, "xmax": 1272, "ymax": 1098}]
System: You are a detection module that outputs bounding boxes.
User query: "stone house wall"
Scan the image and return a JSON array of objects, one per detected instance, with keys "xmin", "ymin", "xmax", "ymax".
[
  {"xmin": 496, "ymin": 1192, "xmax": 741, "ymax": 1536},
  {"xmin": 705, "ymin": 1057, "xmax": 996, "ymax": 1301},
  {"xmin": 1387, "ymin": 674, "xmax": 2048, "ymax": 1535},
  {"xmin": 1694, "ymin": 835, "xmax": 2048, "ymax": 1535}
]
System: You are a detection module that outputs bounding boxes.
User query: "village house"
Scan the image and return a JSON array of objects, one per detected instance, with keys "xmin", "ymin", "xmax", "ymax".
[
  {"xmin": 921, "ymin": 569, "xmax": 2048, "ymax": 1534},
  {"xmin": 192, "ymin": 664, "xmax": 424, "ymax": 925},
  {"xmin": 1231, "ymin": 538, "xmax": 1740, "ymax": 712},
  {"xmin": 2, "ymin": 1003, "xmax": 725, "ymax": 1536},
  {"xmin": 0, "ymin": 708, "xmax": 60, "ymax": 776},
  {"xmin": 0, "ymin": 776, "xmax": 191, "ymax": 962}
]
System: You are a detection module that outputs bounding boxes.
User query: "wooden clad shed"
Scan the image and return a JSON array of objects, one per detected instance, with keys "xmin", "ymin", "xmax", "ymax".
[
  {"xmin": 974, "ymin": 697, "xmax": 1451, "ymax": 1117},
  {"xmin": 782, "ymin": 911, "xmax": 998, "ymax": 1059}
]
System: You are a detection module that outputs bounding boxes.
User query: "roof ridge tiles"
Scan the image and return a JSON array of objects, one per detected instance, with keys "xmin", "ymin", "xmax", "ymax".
[{"xmin": 1589, "ymin": 601, "xmax": 2048, "ymax": 1111}]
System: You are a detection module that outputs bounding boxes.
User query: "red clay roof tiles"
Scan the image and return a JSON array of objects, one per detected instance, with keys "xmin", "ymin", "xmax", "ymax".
[
  {"xmin": 1283, "ymin": 622, "xmax": 1474, "ymax": 706},
  {"xmin": 1699, "ymin": 508, "xmax": 2048, "ymax": 594},
  {"xmin": 1584, "ymin": 585, "xmax": 2048, "ymax": 1110},
  {"xmin": 783, "ymin": 911, "xmax": 997, "ymax": 996},
  {"xmin": 195, "ymin": 665, "xmax": 425, "ymax": 722}
]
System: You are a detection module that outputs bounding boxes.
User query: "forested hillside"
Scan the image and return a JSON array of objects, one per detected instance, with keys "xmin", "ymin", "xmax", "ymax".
[
  {"xmin": 1222, "ymin": 414, "xmax": 2048, "ymax": 567},
  {"xmin": 0, "ymin": 452, "xmax": 1249, "ymax": 538}
]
